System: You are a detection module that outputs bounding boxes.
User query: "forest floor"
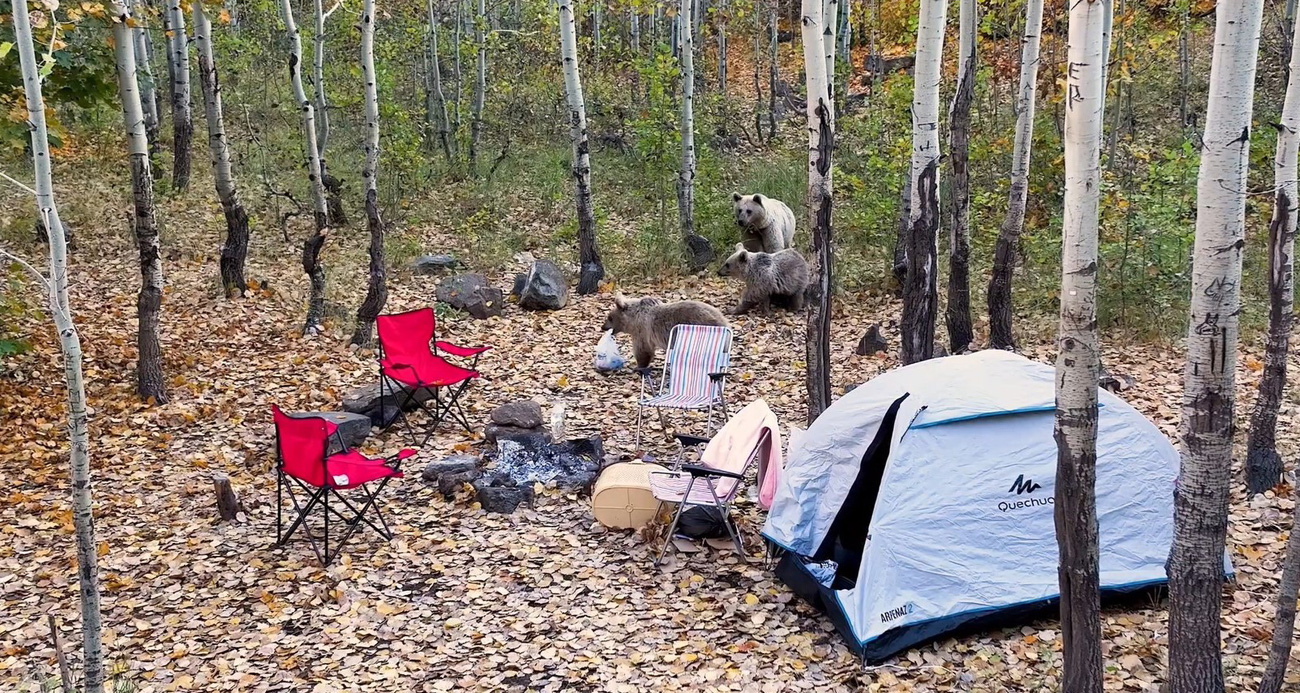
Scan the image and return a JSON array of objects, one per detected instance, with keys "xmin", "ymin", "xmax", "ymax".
[{"xmin": 1, "ymin": 194, "xmax": 1299, "ymax": 692}]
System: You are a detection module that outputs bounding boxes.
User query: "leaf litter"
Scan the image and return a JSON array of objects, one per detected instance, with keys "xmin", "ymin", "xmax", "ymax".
[{"xmin": 0, "ymin": 211, "xmax": 1297, "ymax": 692}]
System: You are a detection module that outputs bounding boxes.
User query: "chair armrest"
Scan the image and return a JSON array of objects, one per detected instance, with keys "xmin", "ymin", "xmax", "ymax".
[
  {"xmin": 708, "ymin": 371, "xmax": 729, "ymax": 381},
  {"xmin": 673, "ymin": 434, "xmax": 711, "ymax": 448},
  {"xmin": 680, "ymin": 463, "xmax": 744, "ymax": 480}
]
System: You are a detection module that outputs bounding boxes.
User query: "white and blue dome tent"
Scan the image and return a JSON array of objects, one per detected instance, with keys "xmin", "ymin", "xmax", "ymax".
[{"xmin": 762, "ymin": 350, "xmax": 1227, "ymax": 663}]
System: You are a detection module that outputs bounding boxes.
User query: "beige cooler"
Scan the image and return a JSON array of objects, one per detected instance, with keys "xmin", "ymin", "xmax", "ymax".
[{"xmin": 591, "ymin": 461, "xmax": 667, "ymax": 530}]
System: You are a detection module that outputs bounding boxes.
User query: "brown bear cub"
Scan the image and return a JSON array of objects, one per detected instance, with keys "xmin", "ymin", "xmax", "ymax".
[
  {"xmin": 717, "ymin": 243, "xmax": 810, "ymax": 315},
  {"xmin": 602, "ymin": 295, "xmax": 728, "ymax": 369}
]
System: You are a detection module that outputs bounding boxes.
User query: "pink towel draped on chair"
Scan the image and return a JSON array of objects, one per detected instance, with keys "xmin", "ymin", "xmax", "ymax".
[{"xmin": 700, "ymin": 399, "xmax": 783, "ymax": 510}]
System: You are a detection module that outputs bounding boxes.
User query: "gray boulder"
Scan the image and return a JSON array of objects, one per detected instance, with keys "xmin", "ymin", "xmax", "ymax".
[
  {"xmin": 517, "ymin": 260, "xmax": 569, "ymax": 311},
  {"xmin": 287, "ymin": 411, "xmax": 371, "ymax": 454},
  {"xmin": 474, "ymin": 473, "xmax": 535, "ymax": 513},
  {"xmin": 422, "ymin": 454, "xmax": 482, "ymax": 499},
  {"xmin": 342, "ymin": 377, "xmax": 434, "ymax": 427},
  {"xmin": 484, "ymin": 424, "xmax": 553, "ymax": 447},
  {"xmin": 413, "ymin": 254, "xmax": 459, "ymax": 275},
  {"xmin": 490, "ymin": 400, "xmax": 544, "ymax": 429},
  {"xmin": 421, "ymin": 454, "xmax": 479, "ymax": 482},
  {"xmin": 855, "ymin": 324, "xmax": 888, "ymax": 356},
  {"xmin": 436, "ymin": 273, "xmax": 504, "ymax": 319}
]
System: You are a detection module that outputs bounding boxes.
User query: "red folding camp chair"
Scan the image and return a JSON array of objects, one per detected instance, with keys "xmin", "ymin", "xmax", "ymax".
[
  {"xmin": 376, "ymin": 308, "xmax": 485, "ymax": 445},
  {"xmin": 272, "ymin": 405, "xmax": 416, "ymax": 566}
]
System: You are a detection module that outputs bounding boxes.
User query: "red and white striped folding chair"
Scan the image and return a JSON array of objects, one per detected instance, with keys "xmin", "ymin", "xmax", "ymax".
[
  {"xmin": 635, "ymin": 324, "xmax": 733, "ymax": 449},
  {"xmin": 648, "ymin": 427, "xmax": 771, "ymax": 567}
]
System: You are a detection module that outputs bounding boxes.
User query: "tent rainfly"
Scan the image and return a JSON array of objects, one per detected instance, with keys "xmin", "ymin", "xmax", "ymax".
[{"xmin": 762, "ymin": 350, "xmax": 1230, "ymax": 662}]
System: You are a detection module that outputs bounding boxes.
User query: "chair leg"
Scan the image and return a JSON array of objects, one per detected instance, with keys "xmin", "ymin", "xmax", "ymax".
[
  {"xmin": 706, "ymin": 482, "xmax": 747, "ymax": 563},
  {"xmin": 275, "ymin": 471, "xmax": 283, "ymax": 545},
  {"xmin": 635, "ymin": 403, "xmax": 645, "ymax": 451},
  {"xmin": 654, "ymin": 477, "xmax": 696, "ymax": 568}
]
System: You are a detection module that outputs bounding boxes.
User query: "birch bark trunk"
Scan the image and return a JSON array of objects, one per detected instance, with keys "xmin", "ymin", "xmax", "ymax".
[
  {"xmin": 426, "ymin": 0, "xmax": 453, "ymax": 160},
  {"xmin": 768, "ymin": 0, "xmax": 778, "ymax": 140},
  {"xmin": 945, "ymin": 0, "xmax": 975, "ymax": 354},
  {"xmin": 987, "ymin": 0, "xmax": 1044, "ymax": 351},
  {"xmin": 279, "ymin": 0, "xmax": 331, "ymax": 334},
  {"xmin": 802, "ymin": 0, "xmax": 833, "ymax": 424},
  {"xmin": 821, "ymin": 0, "xmax": 836, "ymax": 109},
  {"xmin": 899, "ymin": 0, "xmax": 946, "ymax": 364},
  {"xmin": 559, "ymin": 0, "xmax": 604, "ymax": 294},
  {"xmin": 130, "ymin": 0, "xmax": 160, "ymax": 166},
  {"xmin": 468, "ymin": 0, "xmax": 486, "ymax": 174},
  {"xmin": 193, "ymin": 0, "xmax": 251, "ymax": 299},
  {"xmin": 678, "ymin": 0, "xmax": 712, "ymax": 270},
  {"xmin": 351, "ymin": 0, "xmax": 387, "ymax": 346},
  {"xmin": 313, "ymin": 0, "xmax": 330, "ymax": 155},
  {"xmin": 717, "ymin": 0, "xmax": 728, "ymax": 89},
  {"xmin": 113, "ymin": 0, "xmax": 168, "ymax": 403},
  {"xmin": 1167, "ymin": 1, "xmax": 1265, "ymax": 690},
  {"xmin": 1245, "ymin": 9, "xmax": 1300, "ymax": 497},
  {"xmin": 1054, "ymin": 1, "xmax": 1107, "ymax": 689},
  {"xmin": 13, "ymin": 3, "xmax": 104, "ymax": 690},
  {"xmin": 164, "ymin": 0, "xmax": 192, "ymax": 191}
]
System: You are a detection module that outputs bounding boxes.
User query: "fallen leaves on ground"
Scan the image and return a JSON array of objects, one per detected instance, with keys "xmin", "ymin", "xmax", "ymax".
[{"xmin": 0, "ymin": 196, "xmax": 1298, "ymax": 692}]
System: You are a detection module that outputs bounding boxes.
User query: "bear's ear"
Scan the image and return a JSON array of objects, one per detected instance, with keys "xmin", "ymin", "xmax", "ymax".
[
  {"xmin": 752, "ymin": 194, "xmax": 765, "ymax": 204},
  {"xmin": 732, "ymin": 192, "xmax": 742, "ymax": 202},
  {"xmin": 613, "ymin": 293, "xmax": 629, "ymax": 309},
  {"xmin": 734, "ymin": 242, "xmax": 746, "ymax": 252}
]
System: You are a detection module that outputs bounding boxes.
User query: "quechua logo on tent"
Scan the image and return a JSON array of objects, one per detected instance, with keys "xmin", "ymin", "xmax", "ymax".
[
  {"xmin": 998, "ymin": 474, "xmax": 1053, "ymax": 513},
  {"xmin": 1008, "ymin": 474, "xmax": 1041, "ymax": 495}
]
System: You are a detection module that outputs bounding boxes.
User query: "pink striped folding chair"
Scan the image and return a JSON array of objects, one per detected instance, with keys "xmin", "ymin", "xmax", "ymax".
[
  {"xmin": 635, "ymin": 324, "xmax": 733, "ymax": 449},
  {"xmin": 648, "ymin": 427, "xmax": 771, "ymax": 567}
]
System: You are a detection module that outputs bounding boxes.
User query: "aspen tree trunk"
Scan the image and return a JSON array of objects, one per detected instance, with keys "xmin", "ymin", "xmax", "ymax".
[
  {"xmin": 679, "ymin": 0, "xmax": 711, "ymax": 270},
  {"xmin": 194, "ymin": 0, "xmax": 251, "ymax": 299},
  {"xmin": 1178, "ymin": 0, "xmax": 1190, "ymax": 130},
  {"xmin": 1260, "ymin": 482, "xmax": 1300, "ymax": 693},
  {"xmin": 821, "ymin": 0, "xmax": 836, "ymax": 107},
  {"xmin": 753, "ymin": 30, "xmax": 763, "ymax": 138},
  {"xmin": 313, "ymin": 0, "xmax": 330, "ymax": 155},
  {"xmin": 130, "ymin": 0, "xmax": 160, "ymax": 167},
  {"xmin": 426, "ymin": 0, "xmax": 453, "ymax": 160},
  {"xmin": 1167, "ymin": 1, "xmax": 1265, "ymax": 690},
  {"xmin": 468, "ymin": 0, "xmax": 486, "ymax": 174},
  {"xmin": 1054, "ymin": 1, "xmax": 1107, "ymax": 690},
  {"xmin": 280, "ymin": 0, "xmax": 331, "ymax": 334},
  {"xmin": 592, "ymin": 1, "xmax": 602, "ymax": 68},
  {"xmin": 113, "ymin": 0, "xmax": 168, "ymax": 402},
  {"xmin": 1246, "ymin": 8, "xmax": 1299, "ymax": 497},
  {"xmin": 631, "ymin": 9, "xmax": 641, "ymax": 54},
  {"xmin": 452, "ymin": 0, "xmax": 463, "ymax": 151},
  {"xmin": 717, "ymin": 0, "xmax": 727, "ymax": 89},
  {"xmin": 768, "ymin": 0, "xmax": 778, "ymax": 140},
  {"xmin": 312, "ymin": 0, "xmax": 345, "ymax": 226},
  {"xmin": 352, "ymin": 0, "xmax": 387, "ymax": 346},
  {"xmin": 802, "ymin": 0, "xmax": 833, "ymax": 424},
  {"xmin": 143, "ymin": 0, "xmax": 165, "ymax": 163},
  {"xmin": 165, "ymin": 0, "xmax": 192, "ymax": 191},
  {"xmin": 987, "ymin": 0, "xmax": 1044, "ymax": 351},
  {"xmin": 899, "ymin": 0, "xmax": 946, "ymax": 365},
  {"xmin": 1104, "ymin": 0, "xmax": 1125, "ymax": 166},
  {"xmin": 837, "ymin": 0, "xmax": 849, "ymax": 104},
  {"xmin": 13, "ymin": 4, "xmax": 104, "ymax": 690},
  {"xmin": 1286, "ymin": 0, "xmax": 1298, "ymax": 81},
  {"xmin": 559, "ymin": 0, "xmax": 604, "ymax": 294},
  {"xmin": 945, "ymin": 0, "xmax": 974, "ymax": 354}
]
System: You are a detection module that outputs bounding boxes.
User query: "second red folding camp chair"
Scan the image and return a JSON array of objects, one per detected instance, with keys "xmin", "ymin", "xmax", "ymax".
[
  {"xmin": 272, "ymin": 405, "xmax": 417, "ymax": 566},
  {"xmin": 376, "ymin": 308, "xmax": 487, "ymax": 446}
]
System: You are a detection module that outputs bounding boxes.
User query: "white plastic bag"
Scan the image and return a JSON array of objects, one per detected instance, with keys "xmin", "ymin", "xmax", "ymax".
[{"xmin": 593, "ymin": 330, "xmax": 627, "ymax": 372}]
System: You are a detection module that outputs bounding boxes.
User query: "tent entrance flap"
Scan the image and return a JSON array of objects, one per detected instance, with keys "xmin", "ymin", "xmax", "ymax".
[{"xmin": 812, "ymin": 394, "xmax": 907, "ymax": 585}]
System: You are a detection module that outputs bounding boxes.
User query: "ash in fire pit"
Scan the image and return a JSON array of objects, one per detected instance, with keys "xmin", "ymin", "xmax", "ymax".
[{"xmin": 491, "ymin": 436, "xmax": 604, "ymax": 492}]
